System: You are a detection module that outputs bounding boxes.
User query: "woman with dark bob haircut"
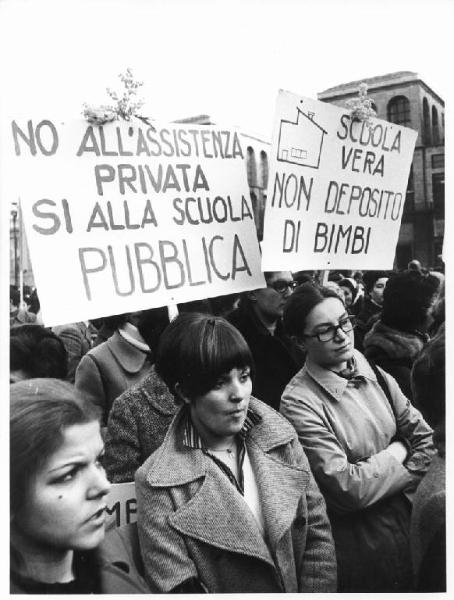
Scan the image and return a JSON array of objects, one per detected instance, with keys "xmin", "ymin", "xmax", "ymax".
[
  {"xmin": 136, "ymin": 312, "xmax": 337, "ymax": 593},
  {"xmin": 10, "ymin": 378, "xmax": 148, "ymax": 594},
  {"xmin": 280, "ymin": 283, "xmax": 434, "ymax": 593}
]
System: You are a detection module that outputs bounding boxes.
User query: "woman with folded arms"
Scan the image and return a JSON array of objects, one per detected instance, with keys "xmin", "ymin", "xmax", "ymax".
[{"xmin": 280, "ymin": 283, "xmax": 434, "ymax": 592}]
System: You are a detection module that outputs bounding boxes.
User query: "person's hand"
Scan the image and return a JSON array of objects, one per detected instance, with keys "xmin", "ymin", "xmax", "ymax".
[{"xmin": 387, "ymin": 440, "xmax": 408, "ymax": 464}]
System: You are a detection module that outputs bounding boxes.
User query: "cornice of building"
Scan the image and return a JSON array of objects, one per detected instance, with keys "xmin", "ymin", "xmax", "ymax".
[{"xmin": 318, "ymin": 71, "xmax": 444, "ymax": 106}]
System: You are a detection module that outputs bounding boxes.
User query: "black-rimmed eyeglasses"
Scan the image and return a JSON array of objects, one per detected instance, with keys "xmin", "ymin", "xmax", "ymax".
[
  {"xmin": 267, "ymin": 280, "xmax": 298, "ymax": 294},
  {"xmin": 303, "ymin": 316, "xmax": 356, "ymax": 342}
]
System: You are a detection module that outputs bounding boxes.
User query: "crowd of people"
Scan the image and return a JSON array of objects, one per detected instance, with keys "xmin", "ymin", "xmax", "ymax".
[{"xmin": 9, "ymin": 260, "xmax": 446, "ymax": 593}]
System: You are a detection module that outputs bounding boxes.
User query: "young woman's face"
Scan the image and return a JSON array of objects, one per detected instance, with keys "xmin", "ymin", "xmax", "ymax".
[
  {"xmin": 339, "ymin": 285, "xmax": 353, "ymax": 307},
  {"xmin": 370, "ymin": 277, "xmax": 388, "ymax": 306},
  {"xmin": 302, "ymin": 297, "xmax": 355, "ymax": 370},
  {"xmin": 189, "ymin": 366, "xmax": 252, "ymax": 447},
  {"xmin": 16, "ymin": 421, "xmax": 110, "ymax": 552}
]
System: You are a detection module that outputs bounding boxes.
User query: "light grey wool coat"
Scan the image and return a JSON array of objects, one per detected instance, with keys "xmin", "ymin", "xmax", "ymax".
[{"xmin": 135, "ymin": 397, "xmax": 337, "ymax": 593}]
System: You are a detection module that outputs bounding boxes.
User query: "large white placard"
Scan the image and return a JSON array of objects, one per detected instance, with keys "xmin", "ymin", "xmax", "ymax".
[
  {"xmin": 261, "ymin": 90, "xmax": 418, "ymax": 271},
  {"xmin": 9, "ymin": 118, "xmax": 265, "ymax": 326}
]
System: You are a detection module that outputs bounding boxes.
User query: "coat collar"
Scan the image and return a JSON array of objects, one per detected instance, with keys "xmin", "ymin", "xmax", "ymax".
[
  {"xmin": 106, "ymin": 331, "xmax": 149, "ymax": 373},
  {"xmin": 146, "ymin": 397, "xmax": 297, "ymax": 487},
  {"xmin": 144, "ymin": 398, "xmax": 307, "ymax": 563},
  {"xmin": 137, "ymin": 366, "xmax": 177, "ymax": 416},
  {"xmin": 304, "ymin": 349, "xmax": 377, "ymax": 402}
]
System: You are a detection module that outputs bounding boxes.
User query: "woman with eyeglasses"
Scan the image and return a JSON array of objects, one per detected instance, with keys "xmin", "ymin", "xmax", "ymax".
[{"xmin": 280, "ymin": 283, "xmax": 434, "ymax": 593}]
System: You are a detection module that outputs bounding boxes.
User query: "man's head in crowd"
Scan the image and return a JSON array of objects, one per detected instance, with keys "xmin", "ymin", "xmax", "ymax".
[
  {"xmin": 408, "ymin": 259, "xmax": 422, "ymax": 273},
  {"xmin": 381, "ymin": 270, "xmax": 440, "ymax": 332},
  {"xmin": 247, "ymin": 271, "xmax": 296, "ymax": 328},
  {"xmin": 362, "ymin": 270, "xmax": 389, "ymax": 307},
  {"xmin": 10, "ymin": 324, "xmax": 68, "ymax": 382}
]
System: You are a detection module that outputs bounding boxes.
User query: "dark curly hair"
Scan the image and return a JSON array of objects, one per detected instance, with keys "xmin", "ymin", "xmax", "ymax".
[
  {"xmin": 381, "ymin": 271, "xmax": 440, "ymax": 332},
  {"xmin": 10, "ymin": 324, "xmax": 68, "ymax": 380}
]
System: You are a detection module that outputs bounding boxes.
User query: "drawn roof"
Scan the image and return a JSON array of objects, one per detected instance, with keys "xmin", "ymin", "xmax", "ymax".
[{"xmin": 281, "ymin": 106, "xmax": 328, "ymax": 135}]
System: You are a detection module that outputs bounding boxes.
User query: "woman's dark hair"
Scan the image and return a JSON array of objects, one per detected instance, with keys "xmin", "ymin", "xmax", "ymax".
[
  {"xmin": 362, "ymin": 270, "xmax": 389, "ymax": 294},
  {"xmin": 10, "ymin": 324, "xmax": 68, "ymax": 380},
  {"xmin": 338, "ymin": 278, "xmax": 356, "ymax": 297},
  {"xmin": 136, "ymin": 306, "xmax": 170, "ymax": 355},
  {"xmin": 105, "ymin": 313, "xmax": 131, "ymax": 330},
  {"xmin": 381, "ymin": 270, "xmax": 440, "ymax": 331},
  {"xmin": 10, "ymin": 378, "xmax": 101, "ymax": 515},
  {"xmin": 155, "ymin": 312, "xmax": 254, "ymax": 401},
  {"xmin": 283, "ymin": 283, "xmax": 342, "ymax": 338}
]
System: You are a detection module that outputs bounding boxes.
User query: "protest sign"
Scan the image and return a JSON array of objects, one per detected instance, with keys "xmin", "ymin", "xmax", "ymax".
[
  {"xmin": 9, "ymin": 118, "xmax": 265, "ymax": 326},
  {"xmin": 106, "ymin": 481, "xmax": 137, "ymax": 528},
  {"xmin": 261, "ymin": 90, "xmax": 418, "ymax": 271}
]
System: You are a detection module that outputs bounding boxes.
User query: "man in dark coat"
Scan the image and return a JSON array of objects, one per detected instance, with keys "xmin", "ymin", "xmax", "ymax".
[{"xmin": 228, "ymin": 271, "xmax": 304, "ymax": 411}]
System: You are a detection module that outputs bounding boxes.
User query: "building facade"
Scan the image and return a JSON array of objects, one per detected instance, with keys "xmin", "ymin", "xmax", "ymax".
[
  {"xmin": 173, "ymin": 114, "xmax": 271, "ymax": 241},
  {"xmin": 318, "ymin": 71, "xmax": 445, "ymax": 269}
]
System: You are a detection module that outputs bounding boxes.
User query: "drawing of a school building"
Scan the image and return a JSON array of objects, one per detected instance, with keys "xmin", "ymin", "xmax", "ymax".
[{"xmin": 277, "ymin": 106, "xmax": 327, "ymax": 168}]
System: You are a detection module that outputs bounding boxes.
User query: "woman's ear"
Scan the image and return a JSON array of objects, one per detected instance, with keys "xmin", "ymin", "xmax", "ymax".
[{"xmin": 174, "ymin": 383, "xmax": 191, "ymax": 405}]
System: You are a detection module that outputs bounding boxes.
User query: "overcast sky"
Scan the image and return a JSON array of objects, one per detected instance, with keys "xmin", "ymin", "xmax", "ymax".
[{"xmin": 0, "ymin": 0, "xmax": 452, "ymax": 139}]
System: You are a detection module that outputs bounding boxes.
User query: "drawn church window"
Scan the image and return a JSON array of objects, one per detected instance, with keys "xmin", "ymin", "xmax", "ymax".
[
  {"xmin": 387, "ymin": 96, "xmax": 410, "ymax": 126},
  {"xmin": 277, "ymin": 104, "xmax": 327, "ymax": 169}
]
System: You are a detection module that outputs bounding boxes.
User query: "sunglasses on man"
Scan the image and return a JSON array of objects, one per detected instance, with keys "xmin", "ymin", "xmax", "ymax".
[{"xmin": 267, "ymin": 280, "xmax": 298, "ymax": 294}]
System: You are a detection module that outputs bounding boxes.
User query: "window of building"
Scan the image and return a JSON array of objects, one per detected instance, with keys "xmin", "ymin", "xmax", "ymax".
[
  {"xmin": 422, "ymin": 98, "xmax": 431, "ymax": 145},
  {"xmin": 387, "ymin": 96, "xmax": 411, "ymax": 126},
  {"xmin": 246, "ymin": 146, "xmax": 257, "ymax": 187},
  {"xmin": 432, "ymin": 106, "xmax": 440, "ymax": 145},
  {"xmin": 259, "ymin": 150, "xmax": 269, "ymax": 189},
  {"xmin": 432, "ymin": 172, "xmax": 445, "ymax": 219},
  {"xmin": 250, "ymin": 191, "xmax": 264, "ymax": 241},
  {"xmin": 405, "ymin": 166, "xmax": 415, "ymax": 212},
  {"xmin": 432, "ymin": 154, "xmax": 444, "ymax": 169}
]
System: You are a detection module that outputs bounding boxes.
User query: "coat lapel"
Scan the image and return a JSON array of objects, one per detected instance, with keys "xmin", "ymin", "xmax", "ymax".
[
  {"xmin": 246, "ymin": 438, "xmax": 309, "ymax": 553},
  {"xmin": 169, "ymin": 464, "xmax": 275, "ymax": 566},
  {"xmin": 145, "ymin": 401, "xmax": 307, "ymax": 571},
  {"xmin": 146, "ymin": 408, "xmax": 274, "ymax": 565}
]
